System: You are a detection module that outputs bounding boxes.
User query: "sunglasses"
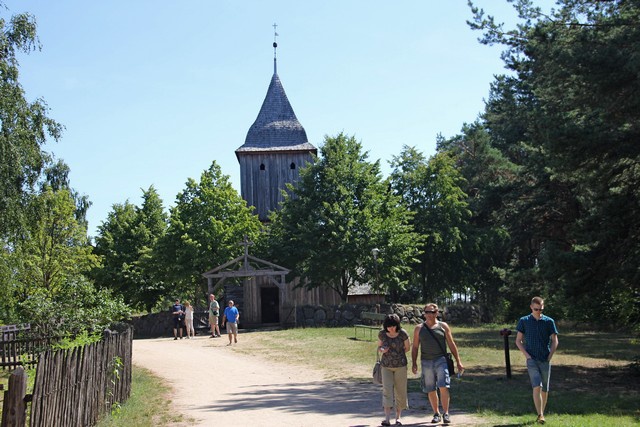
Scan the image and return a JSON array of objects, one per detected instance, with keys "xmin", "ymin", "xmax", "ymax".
[
  {"xmin": 532, "ymin": 308, "xmax": 544, "ymax": 312},
  {"xmin": 424, "ymin": 310, "xmax": 439, "ymax": 314}
]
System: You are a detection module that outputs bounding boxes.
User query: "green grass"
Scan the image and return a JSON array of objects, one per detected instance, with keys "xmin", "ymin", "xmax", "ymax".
[
  {"xmin": 96, "ymin": 365, "xmax": 193, "ymax": 427},
  {"xmin": 234, "ymin": 324, "xmax": 640, "ymax": 426},
  {"xmin": 5, "ymin": 325, "xmax": 639, "ymax": 426}
]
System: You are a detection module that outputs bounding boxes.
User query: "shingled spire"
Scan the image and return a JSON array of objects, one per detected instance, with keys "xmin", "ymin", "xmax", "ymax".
[
  {"xmin": 235, "ymin": 28, "xmax": 317, "ymax": 221},
  {"xmin": 236, "ymin": 29, "xmax": 314, "ymax": 153}
]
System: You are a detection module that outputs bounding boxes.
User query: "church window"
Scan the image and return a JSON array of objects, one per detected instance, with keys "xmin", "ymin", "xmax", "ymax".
[
  {"xmin": 260, "ymin": 163, "xmax": 265, "ymax": 171},
  {"xmin": 290, "ymin": 162, "xmax": 296, "ymax": 170}
]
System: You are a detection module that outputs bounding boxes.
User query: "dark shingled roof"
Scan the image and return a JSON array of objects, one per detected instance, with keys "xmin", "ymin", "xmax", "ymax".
[{"xmin": 236, "ymin": 73, "xmax": 315, "ymax": 153}]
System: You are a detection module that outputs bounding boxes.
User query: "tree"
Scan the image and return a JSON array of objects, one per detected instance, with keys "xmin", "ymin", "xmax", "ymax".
[
  {"xmin": 468, "ymin": 0, "xmax": 640, "ymax": 326},
  {"xmin": 0, "ymin": 6, "xmax": 63, "ymax": 236},
  {"xmin": 156, "ymin": 162, "xmax": 263, "ymax": 300},
  {"xmin": 1, "ymin": 183, "xmax": 127, "ymax": 336},
  {"xmin": 389, "ymin": 147, "xmax": 471, "ymax": 302},
  {"xmin": 266, "ymin": 133, "xmax": 420, "ymax": 302},
  {"xmin": 93, "ymin": 186, "xmax": 168, "ymax": 311}
]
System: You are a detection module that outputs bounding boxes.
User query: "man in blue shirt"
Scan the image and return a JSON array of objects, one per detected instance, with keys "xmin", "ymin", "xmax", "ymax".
[
  {"xmin": 171, "ymin": 299, "xmax": 185, "ymax": 340},
  {"xmin": 515, "ymin": 296, "xmax": 559, "ymax": 425},
  {"xmin": 222, "ymin": 300, "xmax": 240, "ymax": 346}
]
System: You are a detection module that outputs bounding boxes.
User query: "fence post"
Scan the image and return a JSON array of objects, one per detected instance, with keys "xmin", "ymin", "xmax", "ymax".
[
  {"xmin": 500, "ymin": 328, "xmax": 512, "ymax": 379},
  {"xmin": 1, "ymin": 366, "xmax": 27, "ymax": 427}
]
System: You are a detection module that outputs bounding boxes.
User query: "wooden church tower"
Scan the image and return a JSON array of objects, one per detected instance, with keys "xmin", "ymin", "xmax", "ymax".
[
  {"xmin": 235, "ymin": 33, "xmax": 317, "ymax": 221},
  {"xmin": 206, "ymin": 30, "xmax": 341, "ymax": 327}
]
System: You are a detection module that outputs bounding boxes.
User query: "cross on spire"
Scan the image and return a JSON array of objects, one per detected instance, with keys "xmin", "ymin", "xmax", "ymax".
[{"xmin": 272, "ymin": 23, "xmax": 279, "ymax": 74}]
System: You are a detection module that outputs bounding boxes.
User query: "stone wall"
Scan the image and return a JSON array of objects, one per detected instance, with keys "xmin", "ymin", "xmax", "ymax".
[
  {"xmin": 128, "ymin": 309, "xmax": 210, "ymax": 339},
  {"xmin": 296, "ymin": 303, "xmax": 491, "ymax": 327},
  {"xmin": 129, "ymin": 303, "xmax": 491, "ymax": 338}
]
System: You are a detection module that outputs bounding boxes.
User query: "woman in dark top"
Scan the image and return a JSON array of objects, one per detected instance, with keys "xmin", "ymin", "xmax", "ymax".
[{"xmin": 377, "ymin": 313, "xmax": 411, "ymax": 426}]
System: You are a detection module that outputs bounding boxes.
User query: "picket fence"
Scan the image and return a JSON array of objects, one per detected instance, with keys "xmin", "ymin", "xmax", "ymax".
[{"xmin": 1, "ymin": 325, "xmax": 132, "ymax": 427}]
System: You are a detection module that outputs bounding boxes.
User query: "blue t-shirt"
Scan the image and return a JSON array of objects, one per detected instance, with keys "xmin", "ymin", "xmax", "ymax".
[
  {"xmin": 516, "ymin": 314, "xmax": 558, "ymax": 361},
  {"xmin": 172, "ymin": 304, "xmax": 184, "ymax": 316},
  {"xmin": 224, "ymin": 306, "xmax": 239, "ymax": 323}
]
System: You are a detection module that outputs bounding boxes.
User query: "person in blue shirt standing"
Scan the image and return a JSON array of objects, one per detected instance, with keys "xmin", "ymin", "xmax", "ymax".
[
  {"xmin": 515, "ymin": 296, "xmax": 559, "ymax": 425},
  {"xmin": 222, "ymin": 300, "xmax": 240, "ymax": 346},
  {"xmin": 171, "ymin": 299, "xmax": 185, "ymax": 340}
]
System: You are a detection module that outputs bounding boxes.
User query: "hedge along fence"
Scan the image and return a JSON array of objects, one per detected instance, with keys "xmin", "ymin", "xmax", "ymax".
[{"xmin": 2, "ymin": 324, "xmax": 133, "ymax": 427}]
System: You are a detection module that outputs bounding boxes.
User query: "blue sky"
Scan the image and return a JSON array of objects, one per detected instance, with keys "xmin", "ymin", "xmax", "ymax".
[{"xmin": 5, "ymin": 1, "xmax": 533, "ymax": 236}]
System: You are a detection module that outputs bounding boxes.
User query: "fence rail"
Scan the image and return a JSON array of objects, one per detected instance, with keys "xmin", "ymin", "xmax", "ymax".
[{"xmin": 0, "ymin": 337, "xmax": 56, "ymax": 370}]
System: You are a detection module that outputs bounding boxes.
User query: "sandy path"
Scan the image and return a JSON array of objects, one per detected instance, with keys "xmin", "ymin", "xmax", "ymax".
[{"xmin": 133, "ymin": 335, "xmax": 482, "ymax": 426}]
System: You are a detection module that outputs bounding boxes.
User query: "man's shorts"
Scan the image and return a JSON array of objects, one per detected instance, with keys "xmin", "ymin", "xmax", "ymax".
[
  {"xmin": 173, "ymin": 316, "xmax": 182, "ymax": 328},
  {"xmin": 209, "ymin": 315, "xmax": 218, "ymax": 326},
  {"xmin": 420, "ymin": 356, "xmax": 450, "ymax": 392},
  {"xmin": 526, "ymin": 359, "xmax": 551, "ymax": 392},
  {"xmin": 226, "ymin": 322, "xmax": 238, "ymax": 335}
]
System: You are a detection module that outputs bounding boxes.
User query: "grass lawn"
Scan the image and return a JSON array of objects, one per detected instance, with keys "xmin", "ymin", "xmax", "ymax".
[
  {"xmin": 232, "ymin": 324, "xmax": 640, "ymax": 426},
  {"xmin": 4, "ymin": 325, "xmax": 639, "ymax": 426},
  {"xmin": 96, "ymin": 365, "xmax": 193, "ymax": 427}
]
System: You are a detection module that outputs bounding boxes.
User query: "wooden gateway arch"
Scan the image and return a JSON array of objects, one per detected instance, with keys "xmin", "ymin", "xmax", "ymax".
[{"xmin": 201, "ymin": 237, "xmax": 293, "ymax": 327}]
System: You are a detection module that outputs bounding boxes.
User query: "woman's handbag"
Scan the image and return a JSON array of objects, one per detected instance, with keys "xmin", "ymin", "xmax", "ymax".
[
  {"xmin": 372, "ymin": 350, "xmax": 383, "ymax": 385},
  {"xmin": 425, "ymin": 325, "xmax": 455, "ymax": 375}
]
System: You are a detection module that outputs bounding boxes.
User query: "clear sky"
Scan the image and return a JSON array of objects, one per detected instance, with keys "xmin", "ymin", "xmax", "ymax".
[{"xmin": 5, "ymin": 0, "xmax": 529, "ymax": 236}]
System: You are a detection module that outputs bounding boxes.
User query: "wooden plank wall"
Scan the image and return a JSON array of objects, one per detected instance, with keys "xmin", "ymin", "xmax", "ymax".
[{"xmin": 238, "ymin": 151, "xmax": 314, "ymax": 220}]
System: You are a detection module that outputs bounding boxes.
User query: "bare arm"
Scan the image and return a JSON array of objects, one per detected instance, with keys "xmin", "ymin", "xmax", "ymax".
[
  {"xmin": 548, "ymin": 334, "xmax": 558, "ymax": 361},
  {"xmin": 515, "ymin": 331, "xmax": 530, "ymax": 359},
  {"xmin": 411, "ymin": 324, "xmax": 422, "ymax": 374},
  {"xmin": 442, "ymin": 322, "xmax": 464, "ymax": 372},
  {"xmin": 403, "ymin": 334, "xmax": 411, "ymax": 353}
]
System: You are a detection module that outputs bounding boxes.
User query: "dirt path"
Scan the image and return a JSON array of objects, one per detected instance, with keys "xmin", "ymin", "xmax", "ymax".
[{"xmin": 133, "ymin": 334, "xmax": 483, "ymax": 427}]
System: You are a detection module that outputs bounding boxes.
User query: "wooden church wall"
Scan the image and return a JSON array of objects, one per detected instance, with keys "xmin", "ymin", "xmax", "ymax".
[
  {"xmin": 238, "ymin": 151, "xmax": 314, "ymax": 220},
  {"xmin": 237, "ymin": 276, "xmax": 342, "ymax": 327}
]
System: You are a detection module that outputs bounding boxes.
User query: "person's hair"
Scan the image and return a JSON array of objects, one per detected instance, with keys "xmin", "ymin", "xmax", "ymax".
[
  {"xmin": 382, "ymin": 313, "xmax": 402, "ymax": 332},
  {"xmin": 228, "ymin": 300, "xmax": 234, "ymax": 305},
  {"xmin": 424, "ymin": 303, "xmax": 438, "ymax": 312},
  {"xmin": 531, "ymin": 296, "xmax": 544, "ymax": 306},
  {"xmin": 184, "ymin": 300, "xmax": 190, "ymax": 306}
]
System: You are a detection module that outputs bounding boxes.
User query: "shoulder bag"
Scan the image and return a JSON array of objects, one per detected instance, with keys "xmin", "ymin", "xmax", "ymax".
[{"xmin": 372, "ymin": 349, "xmax": 383, "ymax": 385}]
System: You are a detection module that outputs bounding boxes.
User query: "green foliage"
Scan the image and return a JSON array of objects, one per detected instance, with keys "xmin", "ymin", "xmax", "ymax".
[
  {"xmin": 265, "ymin": 133, "xmax": 420, "ymax": 301},
  {"xmin": 155, "ymin": 161, "xmax": 262, "ymax": 301},
  {"xmin": 453, "ymin": 0, "xmax": 640, "ymax": 326},
  {"xmin": 389, "ymin": 147, "xmax": 472, "ymax": 303},
  {"xmin": 92, "ymin": 186, "xmax": 169, "ymax": 311},
  {"xmin": 51, "ymin": 330, "xmax": 101, "ymax": 350},
  {"xmin": 107, "ymin": 356, "xmax": 124, "ymax": 416},
  {"xmin": 17, "ymin": 276, "xmax": 129, "ymax": 337},
  {"xmin": 0, "ymin": 6, "xmax": 63, "ymax": 236}
]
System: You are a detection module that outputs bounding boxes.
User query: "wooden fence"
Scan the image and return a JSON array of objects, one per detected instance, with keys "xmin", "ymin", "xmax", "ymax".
[
  {"xmin": 1, "ymin": 325, "xmax": 133, "ymax": 427},
  {"xmin": 0, "ymin": 337, "xmax": 56, "ymax": 371}
]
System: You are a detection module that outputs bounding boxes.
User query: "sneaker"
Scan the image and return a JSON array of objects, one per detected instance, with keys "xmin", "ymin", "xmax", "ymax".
[
  {"xmin": 443, "ymin": 413, "xmax": 451, "ymax": 424},
  {"xmin": 537, "ymin": 414, "xmax": 546, "ymax": 424},
  {"xmin": 431, "ymin": 413, "xmax": 441, "ymax": 423}
]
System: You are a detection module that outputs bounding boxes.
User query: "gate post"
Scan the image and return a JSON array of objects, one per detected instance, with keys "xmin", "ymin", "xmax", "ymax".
[{"xmin": 1, "ymin": 366, "xmax": 27, "ymax": 427}]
